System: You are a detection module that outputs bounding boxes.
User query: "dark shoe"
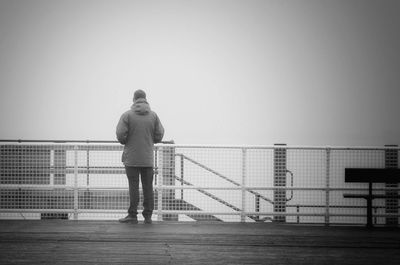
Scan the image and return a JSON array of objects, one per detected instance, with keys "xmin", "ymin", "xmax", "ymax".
[
  {"xmin": 144, "ymin": 218, "xmax": 152, "ymax": 224},
  {"xmin": 119, "ymin": 215, "xmax": 138, "ymax": 224}
]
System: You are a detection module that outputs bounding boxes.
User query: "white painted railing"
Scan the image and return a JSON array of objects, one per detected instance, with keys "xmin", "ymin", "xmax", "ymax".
[{"xmin": 0, "ymin": 140, "xmax": 399, "ymax": 225}]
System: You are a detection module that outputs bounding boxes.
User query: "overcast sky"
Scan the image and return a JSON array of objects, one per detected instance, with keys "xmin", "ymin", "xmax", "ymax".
[{"xmin": 0, "ymin": 0, "xmax": 399, "ymax": 146}]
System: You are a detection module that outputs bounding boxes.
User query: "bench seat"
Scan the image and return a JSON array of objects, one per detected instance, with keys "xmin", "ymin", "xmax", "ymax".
[{"xmin": 344, "ymin": 168, "xmax": 400, "ymax": 228}]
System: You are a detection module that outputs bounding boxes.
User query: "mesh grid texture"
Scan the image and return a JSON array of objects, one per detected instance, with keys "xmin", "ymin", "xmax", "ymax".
[{"xmin": 0, "ymin": 143, "xmax": 398, "ymax": 225}]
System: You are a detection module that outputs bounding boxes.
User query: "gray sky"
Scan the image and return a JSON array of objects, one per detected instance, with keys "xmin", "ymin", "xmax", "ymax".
[{"xmin": 0, "ymin": 0, "xmax": 399, "ymax": 146}]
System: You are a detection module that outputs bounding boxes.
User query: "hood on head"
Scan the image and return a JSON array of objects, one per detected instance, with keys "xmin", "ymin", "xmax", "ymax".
[{"xmin": 131, "ymin": 98, "xmax": 150, "ymax": 115}]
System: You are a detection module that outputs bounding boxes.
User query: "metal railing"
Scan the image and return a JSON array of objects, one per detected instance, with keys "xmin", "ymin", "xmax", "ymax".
[{"xmin": 0, "ymin": 140, "xmax": 399, "ymax": 225}]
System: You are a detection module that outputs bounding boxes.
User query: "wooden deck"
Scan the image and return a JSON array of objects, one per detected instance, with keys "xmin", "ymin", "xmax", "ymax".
[{"xmin": 0, "ymin": 220, "xmax": 400, "ymax": 264}]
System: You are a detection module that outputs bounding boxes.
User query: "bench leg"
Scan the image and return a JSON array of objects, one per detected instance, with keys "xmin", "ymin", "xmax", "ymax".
[{"xmin": 366, "ymin": 197, "xmax": 373, "ymax": 228}]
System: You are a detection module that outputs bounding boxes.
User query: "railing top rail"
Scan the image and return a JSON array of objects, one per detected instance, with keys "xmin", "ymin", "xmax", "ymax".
[
  {"xmin": 0, "ymin": 139, "xmax": 174, "ymax": 145},
  {"xmin": 0, "ymin": 139, "xmax": 398, "ymax": 150},
  {"xmin": 161, "ymin": 144, "xmax": 399, "ymax": 150},
  {"xmin": 0, "ymin": 139, "xmax": 119, "ymax": 144}
]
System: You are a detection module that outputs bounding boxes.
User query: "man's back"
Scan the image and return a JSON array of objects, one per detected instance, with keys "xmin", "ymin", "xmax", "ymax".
[{"xmin": 116, "ymin": 97, "xmax": 164, "ymax": 167}]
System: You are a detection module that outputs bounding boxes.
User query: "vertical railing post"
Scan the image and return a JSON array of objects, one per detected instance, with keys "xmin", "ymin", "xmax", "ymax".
[
  {"xmin": 86, "ymin": 143, "xmax": 90, "ymax": 187},
  {"xmin": 50, "ymin": 149, "xmax": 54, "ymax": 186},
  {"xmin": 325, "ymin": 147, "xmax": 331, "ymax": 226},
  {"xmin": 273, "ymin": 144, "xmax": 287, "ymax": 222},
  {"xmin": 154, "ymin": 146, "xmax": 158, "ymax": 186},
  {"xmin": 255, "ymin": 195, "xmax": 260, "ymax": 221},
  {"xmin": 73, "ymin": 145, "xmax": 79, "ymax": 220},
  {"xmin": 180, "ymin": 155, "xmax": 184, "ymax": 200},
  {"xmin": 84, "ymin": 143, "xmax": 91, "ymax": 210},
  {"xmin": 385, "ymin": 144, "xmax": 398, "ymax": 227},
  {"xmin": 162, "ymin": 144, "xmax": 177, "ymax": 221},
  {"xmin": 156, "ymin": 146, "xmax": 163, "ymax": 221},
  {"xmin": 241, "ymin": 148, "xmax": 247, "ymax": 222}
]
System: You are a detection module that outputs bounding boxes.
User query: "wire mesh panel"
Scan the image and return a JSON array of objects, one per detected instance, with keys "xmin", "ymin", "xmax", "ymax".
[
  {"xmin": 1, "ymin": 142, "xmax": 399, "ymax": 225},
  {"xmin": 0, "ymin": 144, "xmax": 75, "ymax": 219},
  {"xmin": 157, "ymin": 146, "xmax": 244, "ymax": 222},
  {"xmin": 1, "ymin": 145, "xmax": 51, "ymax": 184},
  {"xmin": 284, "ymin": 148, "xmax": 327, "ymax": 223},
  {"xmin": 245, "ymin": 148, "xmax": 274, "ymax": 222}
]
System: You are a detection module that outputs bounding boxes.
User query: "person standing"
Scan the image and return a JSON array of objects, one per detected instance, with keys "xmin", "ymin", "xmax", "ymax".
[{"xmin": 116, "ymin": 89, "xmax": 164, "ymax": 224}]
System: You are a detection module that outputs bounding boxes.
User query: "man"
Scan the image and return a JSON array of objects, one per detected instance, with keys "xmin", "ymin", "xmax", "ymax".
[{"xmin": 116, "ymin": 89, "xmax": 164, "ymax": 224}]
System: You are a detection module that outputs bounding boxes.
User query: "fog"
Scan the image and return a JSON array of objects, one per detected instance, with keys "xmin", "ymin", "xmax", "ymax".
[{"xmin": 1, "ymin": 0, "xmax": 399, "ymax": 146}]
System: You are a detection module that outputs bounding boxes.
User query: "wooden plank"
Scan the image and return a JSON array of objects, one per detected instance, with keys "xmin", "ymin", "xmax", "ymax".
[{"xmin": 1, "ymin": 221, "xmax": 400, "ymax": 265}]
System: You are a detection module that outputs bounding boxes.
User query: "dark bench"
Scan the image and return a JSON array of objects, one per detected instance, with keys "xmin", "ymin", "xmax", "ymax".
[{"xmin": 344, "ymin": 168, "xmax": 400, "ymax": 228}]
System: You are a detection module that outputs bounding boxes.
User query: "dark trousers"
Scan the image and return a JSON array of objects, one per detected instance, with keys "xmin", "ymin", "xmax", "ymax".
[{"xmin": 125, "ymin": 166, "xmax": 154, "ymax": 219}]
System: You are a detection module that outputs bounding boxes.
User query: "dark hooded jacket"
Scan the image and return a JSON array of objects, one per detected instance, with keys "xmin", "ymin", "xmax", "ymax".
[{"xmin": 116, "ymin": 98, "xmax": 164, "ymax": 167}]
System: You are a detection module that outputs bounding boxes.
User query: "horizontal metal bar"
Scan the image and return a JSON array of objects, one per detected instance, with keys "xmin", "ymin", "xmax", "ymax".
[
  {"xmin": 0, "ymin": 139, "xmax": 119, "ymax": 143},
  {"xmin": 3, "ymin": 207, "xmax": 400, "ymax": 215},
  {"xmin": 0, "ymin": 139, "xmax": 172, "ymax": 144},
  {"xmin": 154, "ymin": 144, "xmax": 400, "ymax": 150},
  {"xmin": 0, "ymin": 185, "xmax": 76, "ymax": 190},
  {"xmin": 0, "ymin": 209, "xmax": 74, "ymax": 213},
  {"xmin": 71, "ymin": 169, "xmax": 125, "ymax": 174},
  {"xmin": 286, "ymin": 204, "xmax": 400, "ymax": 209},
  {"xmin": 73, "ymin": 210, "xmax": 399, "ymax": 217},
  {"xmin": 2, "ymin": 185, "xmax": 400, "ymax": 192},
  {"xmin": 0, "ymin": 169, "xmax": 126, "ymax": 175},
  {"xmin": 154, "ymin": 186, "xmax": 400, "ymax": 191},
  {"xmin": 1, "ymin": 139, "xmax": 399, "ymax": 150}
]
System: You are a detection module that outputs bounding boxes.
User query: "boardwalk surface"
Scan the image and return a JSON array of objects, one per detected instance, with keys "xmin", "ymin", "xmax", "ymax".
[{"xmin": 0, "ymin": 220, "xmax": 399, "ymax": 264}]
